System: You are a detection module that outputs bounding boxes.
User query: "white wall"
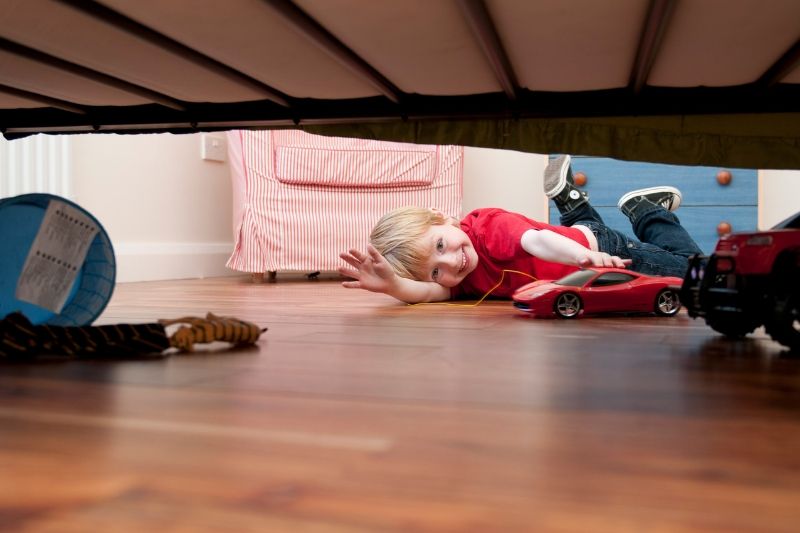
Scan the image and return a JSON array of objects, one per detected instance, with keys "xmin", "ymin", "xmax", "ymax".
[
  {"xmin": 462, "ymin": 146, "xmax": 548, "ymax": 222},
  {"xmin": 71, "ymin": 133, "xmax": 234, "ymax": 282},
  {"xmin": 759, "ymin": 170, "xmax": 800, "ymax": 229}
]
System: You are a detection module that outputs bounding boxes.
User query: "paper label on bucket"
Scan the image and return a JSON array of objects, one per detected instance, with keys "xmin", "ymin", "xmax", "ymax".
[{"xmin": 15, "ymin": 200, "xmax": 99, "ymax": 313}]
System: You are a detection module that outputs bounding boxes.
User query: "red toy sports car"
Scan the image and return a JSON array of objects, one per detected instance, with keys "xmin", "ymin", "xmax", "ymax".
[{"xmin": 512, "ymin": 267, "xmax": 683, "ymax": 318}]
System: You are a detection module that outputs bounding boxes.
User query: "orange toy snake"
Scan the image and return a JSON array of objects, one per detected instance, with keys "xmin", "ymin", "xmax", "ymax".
[{"xmin": 159, "ymin": 312, "xmax": 267, "ymax": 352}]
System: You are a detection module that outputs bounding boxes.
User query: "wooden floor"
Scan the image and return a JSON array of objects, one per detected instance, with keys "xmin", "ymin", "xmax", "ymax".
[{"xmin": 2, "ymin": 275, "xmax": 799, "ymax": 532}]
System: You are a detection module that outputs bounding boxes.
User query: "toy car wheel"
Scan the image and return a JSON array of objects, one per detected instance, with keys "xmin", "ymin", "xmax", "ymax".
[
  {"xmin": 706, "ymin": 314, "xmax": 759, "ymax": 338},
  {"xmin": 654, "ymin": 289, "xmax": 681, "ymax": 316},
  {"xmin": 764, "ymin": 252, "xmax": 800, "ymax": 352},
  {"xmin": 765, "ymin": 292, "xmax": 799, "ymax": 352},
  {"xmin": 554, "ymin": 292, "xmax": 582, "ymax": 319}
]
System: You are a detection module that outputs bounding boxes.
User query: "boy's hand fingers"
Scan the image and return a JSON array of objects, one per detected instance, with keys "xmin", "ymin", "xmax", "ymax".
[
  {"xmin": 347, "ymin": 249, "xmax": 366, "ymax": 262},
  {"xmin": 367, "ymin": 245, "xmax": 384, "ymax": 262},
  {"xmin": 337, "ymin": 266, "xmax": 358, "ymax": 279},
  {"xmin": 341, "ymin": 281, "xmax": 361, "ymax": 289},
  {"xmin": 339, "ymin": 254, "xmax": 363, "ymax": 269}
]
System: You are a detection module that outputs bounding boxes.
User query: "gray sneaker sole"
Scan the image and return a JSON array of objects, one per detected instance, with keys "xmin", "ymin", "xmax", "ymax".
[
  {"xmin": 543, "ymin": 154, "xmax": 571, "ymax": 198},
  {"xmin": 617, "ymin": 186, "xmax": 682, "ymax": 212}
]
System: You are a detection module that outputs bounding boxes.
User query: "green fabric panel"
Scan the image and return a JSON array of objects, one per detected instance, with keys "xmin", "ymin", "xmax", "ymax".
[{"xmin": 301, "ymin": 113, "xmax": 800, "ymax": 169}]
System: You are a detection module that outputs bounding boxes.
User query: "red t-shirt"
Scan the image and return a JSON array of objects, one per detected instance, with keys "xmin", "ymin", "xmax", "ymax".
[{"xmin": 450, "ymin": 208, "xmax": 590, "ymax": 299}]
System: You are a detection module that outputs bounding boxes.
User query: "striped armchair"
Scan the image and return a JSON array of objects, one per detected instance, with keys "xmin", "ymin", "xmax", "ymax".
[{"xmin": 226, "ymin": 130, "xmax": 464, "ymax": 277}]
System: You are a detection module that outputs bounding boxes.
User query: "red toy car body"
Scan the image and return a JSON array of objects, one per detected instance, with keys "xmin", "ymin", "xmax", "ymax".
[{"xmin": 512, "ymin": 267, "xmax": 683, "ymax": 318}]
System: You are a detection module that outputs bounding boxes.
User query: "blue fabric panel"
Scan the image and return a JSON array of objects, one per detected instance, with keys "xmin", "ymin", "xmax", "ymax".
[{"xmin": 568, "ymin": 156, "xmax": 757, "ymax": 207}]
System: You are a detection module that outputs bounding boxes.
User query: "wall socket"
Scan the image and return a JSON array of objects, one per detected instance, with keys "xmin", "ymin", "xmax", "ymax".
[{"xmin": 201, "ymin": 133, "xmax": 226, "ymax": 162}]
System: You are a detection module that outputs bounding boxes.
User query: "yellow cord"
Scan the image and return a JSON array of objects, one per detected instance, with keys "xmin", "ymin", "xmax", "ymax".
[{"xmin": 411, "ymin": 269, "xmax": 538, "ymax": 307}]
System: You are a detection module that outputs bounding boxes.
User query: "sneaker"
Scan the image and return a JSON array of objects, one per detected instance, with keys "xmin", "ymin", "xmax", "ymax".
[
  {"xmin": 544, "ymin": 155, "xmax": 588, "ymax": 211},
  {"xmin": 618, "ymin": 186, "xmax": 682, "ymax": 218},
  {"xmin": 544, "ymin": 155, "xmax": 572, "ymax": 198}
]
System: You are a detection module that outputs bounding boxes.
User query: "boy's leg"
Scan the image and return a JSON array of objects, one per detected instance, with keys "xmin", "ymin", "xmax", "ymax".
[
  {"xmin": 581, "ymin": 186, "xmax": 702, "ymax": 277},
  {"xmin": 543, "ymin": 155, "xmax": 604, "ymax": 227},
  {"xmin": 586, "ymin": 220, "xmax": 697, "ymax": 278},
  {"xmin": 618, "ymin": 187, "xmax": 704, "ymax": 257}
]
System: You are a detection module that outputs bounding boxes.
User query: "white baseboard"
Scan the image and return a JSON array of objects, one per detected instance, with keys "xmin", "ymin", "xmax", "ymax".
[{"xmin": 113, "ymin": 242, "xmax": 238, "ymax": 282}]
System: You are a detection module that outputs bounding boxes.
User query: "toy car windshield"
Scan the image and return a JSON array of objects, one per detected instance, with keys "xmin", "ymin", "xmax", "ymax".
[
  {"xmin": 772, "ymin": 210, "xmax": 800, "ymax": 230},
  {"xmin": 554, "ymin": 269, "xmax": 597, "ymax": 287}
]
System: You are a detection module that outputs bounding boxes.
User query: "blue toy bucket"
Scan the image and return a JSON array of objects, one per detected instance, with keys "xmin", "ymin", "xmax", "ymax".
[{"xmin": 0, "ymin": 193, "xmax": 115, "ymax": 326}]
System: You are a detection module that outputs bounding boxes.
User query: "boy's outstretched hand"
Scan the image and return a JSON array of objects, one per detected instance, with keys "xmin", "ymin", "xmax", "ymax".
[
  {"xmin": 339, "ymin": 244, "xmax": 452, "ymax": 304},
  {"xmin": 577, "ymin": 250, "xmax": 629, "ymax": 269},
  {"xmin": 339, "ymin": 244, "xmax": 398, "ymax": 294}
]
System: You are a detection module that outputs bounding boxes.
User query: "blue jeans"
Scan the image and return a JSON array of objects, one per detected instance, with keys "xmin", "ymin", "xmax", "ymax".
[{"xmin": 558, "ymin": 201, "xmax": 703, "ymax": 278}]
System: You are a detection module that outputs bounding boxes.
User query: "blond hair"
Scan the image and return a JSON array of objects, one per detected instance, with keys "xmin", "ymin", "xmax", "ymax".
[{"xmin": 370, "ymin": 206, "xmax": 447, "ymax": 280}]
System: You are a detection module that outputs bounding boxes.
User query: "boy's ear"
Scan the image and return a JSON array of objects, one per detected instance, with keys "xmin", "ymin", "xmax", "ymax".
[{"xmin": 430, "ymin": 208, "xmax": 455, "ymax": 226}]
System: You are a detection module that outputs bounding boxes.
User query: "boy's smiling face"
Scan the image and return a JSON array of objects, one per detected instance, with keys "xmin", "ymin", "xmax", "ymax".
[{"xmin": 415, "ymin": 219, "xmax": 479, "ymax": 287}]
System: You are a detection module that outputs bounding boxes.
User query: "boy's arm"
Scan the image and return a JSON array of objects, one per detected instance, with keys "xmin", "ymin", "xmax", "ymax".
[
  {"xmin": 520, "ymin": 229, "xmax": 627, "ymax": 268},
  {"xmin": 339, "ymin": 244, "xmax": 451, "ymax": 303}
]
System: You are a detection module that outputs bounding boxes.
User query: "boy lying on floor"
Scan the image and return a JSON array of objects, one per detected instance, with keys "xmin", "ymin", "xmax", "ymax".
[{"xmin": 339, "ymin": 155, "xmax": 701, "ymax": 304}]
